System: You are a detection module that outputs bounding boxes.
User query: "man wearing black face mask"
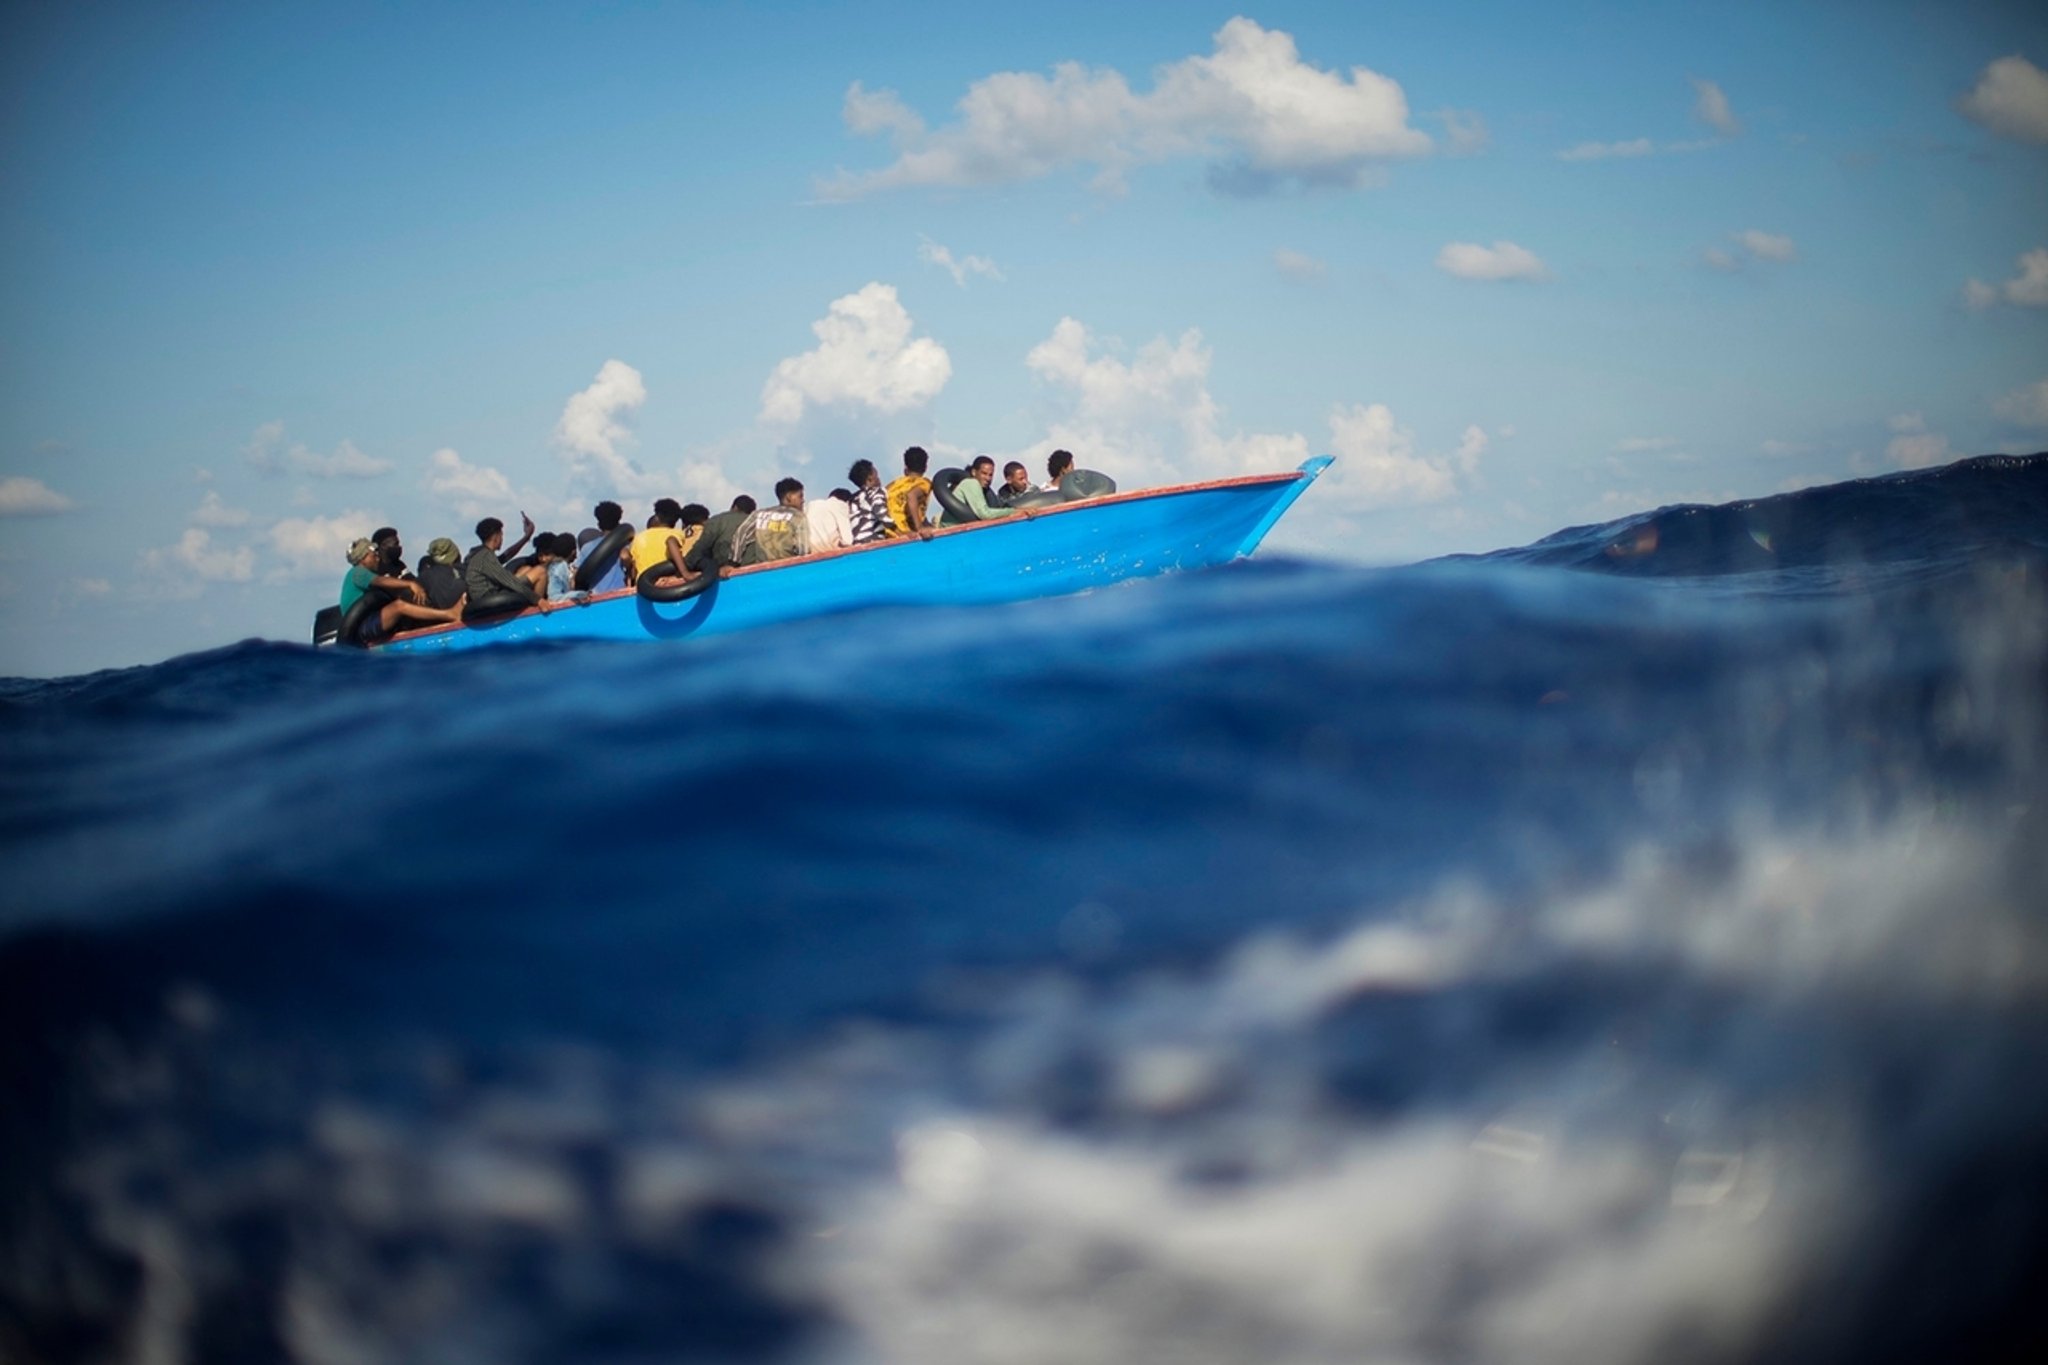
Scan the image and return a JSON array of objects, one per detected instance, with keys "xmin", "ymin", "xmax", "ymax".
[
  {"xmin": 353, "ymin": 526, "xmax": 418, "ymax": 620},
  {"xmin": 369, "ymin": 527, "xmax": 415, "ymax": 582}
]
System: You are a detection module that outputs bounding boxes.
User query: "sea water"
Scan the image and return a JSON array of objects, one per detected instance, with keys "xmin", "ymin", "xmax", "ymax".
[{"xmin": 3, "ymin": 455, "xmax": 2045, "ymax": 1363}]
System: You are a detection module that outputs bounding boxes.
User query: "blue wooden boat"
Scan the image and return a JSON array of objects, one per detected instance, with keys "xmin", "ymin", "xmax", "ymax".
[{"xmin": 369, "ymin": 457, "xmax": 1331, "ymax": 654}]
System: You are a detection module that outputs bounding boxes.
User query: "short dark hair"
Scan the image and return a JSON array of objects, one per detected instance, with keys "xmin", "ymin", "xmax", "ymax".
[
  {"xmin": 903, "ymin": 446, "xmax": 929, "ymax": 474},
  {"xmin": 830, "ymin": 488, "xmax": 853, "ymax": 503},
  {"xmin": 774, "ymin": 477, "xmax": 803, "ymax": 500},
  {"xmin": 731, "ymin": 495, "xmax": 757, "ymax": 514},
  {"xmin": 554, "ymin": 532, "xmax": 577, "ymax": 559},
  {"xmin": 594, "ymin": 500, "xmax": 622, "ymax": 530},
  {"xmin": 970, "ymin": 456, "xmax": 995, "ymax": 474},
  {"xmin": 680, "ymin": 502, "xmax": 710, "ymax": 526},
  {"xmin": 1048, "ymin": 449, "xmax": 1075, "ymax": 479},
  {"xmin": 1003, "ymin": 461, "xmax": 1026, "ymax": 477},
  {"xmin": 652, "ymin": 497, "xmax": 683, "ymax": 526},
  {"xmin": 476, "ymin": 517, "xmax": 503, "ymax": 542},
  {"xmin": 371, "ymin": 526, "xmax": 399, "ymax": 545},
  {"xmin": 848, "ymin": 458, "xmax": 876, "ymax": 485}
]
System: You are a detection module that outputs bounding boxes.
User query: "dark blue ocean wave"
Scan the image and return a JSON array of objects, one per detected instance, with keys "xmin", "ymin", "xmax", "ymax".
[
  {"xmin": 3, "ymin": 460, "xmax": 2045, "ymax": 1364},
  {"xmin": 1463, "ymin": 450, "xmax": 2048, "ymax": 581}
]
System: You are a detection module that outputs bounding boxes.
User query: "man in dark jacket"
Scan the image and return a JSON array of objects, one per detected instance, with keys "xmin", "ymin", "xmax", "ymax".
[
  {"xmin": 684, "ymin": 495, "xmax": 758, "ymax": 577},
  {"xmin": 415, "ymin": 537, "xmax": 466, "ymax": 609},
  {"xmin": 464, "ymin": 515, "xmax": 545, "ymax": 611}
]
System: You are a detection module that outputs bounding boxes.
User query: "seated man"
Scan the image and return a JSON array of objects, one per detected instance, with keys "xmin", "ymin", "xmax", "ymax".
[
  {"xmin": 577, "ymin": 500, "xmax": 623, "ymax": 551},
  {"xmin": 846, "ymin": 459, "xmax": 895, "ymax": 544},
  {"xmin": 998, "ymin": 461, "xmax": 1033, "ymax": 504},
  {"xmin": 630, "ymin": 498, "xmax": 692, "ymax": 586},
  {"xmin": 578, "ymin": 500, "xmax": 629, "ymax": 592},
  {"xmin": 463, "ymin": 516, "xmax": 546, "ymax": 612},
  {"xmin": 887, "ymin": 446, "xmax": 936, "ymax": 540},
  {"xmin": 416, "ymin": 537, "xmax": 466, "ymax": 609},
  {"xmin": 683, "ymin": 495, "xmax": 758, "ymax": 577},
  {"xmin": 733, "ymin": 478, "xmax": 811, "ymax": 565},
  {"xmin": 1043, "ymin": 448, "xmax": 1075, "ymax": 490},
  {"xmin": 341, "ymin": 538, "xmax": 462, "ymax": 642},
  {"xmin": 953, "ymin": 456, "xmax": 1019, "ymax": 521},
  {"xmin": 806, "ymin": 480, "xmax": 853, "ymax": 553},
  {"xmin": 539, "ymin": 533, "xmax": 589, "ymax": 605},
  {"xmin": 370, "ymin": 526, "xmax": 416, "ymax": 584}
]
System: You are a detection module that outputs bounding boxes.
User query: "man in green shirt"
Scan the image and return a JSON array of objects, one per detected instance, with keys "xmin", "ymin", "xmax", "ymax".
[
  {"xmin": 953, "ymin": 456, "xmax": 1019, "ymax": 522},
  {"xmin": 684, "ymin": 495, "xmax": 759, "ymax": 576}
]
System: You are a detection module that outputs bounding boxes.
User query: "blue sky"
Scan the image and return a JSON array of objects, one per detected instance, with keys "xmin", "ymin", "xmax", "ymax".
[{"xmin": 2, "ymin": 1, "xmax": 2045, "ymax": 676}]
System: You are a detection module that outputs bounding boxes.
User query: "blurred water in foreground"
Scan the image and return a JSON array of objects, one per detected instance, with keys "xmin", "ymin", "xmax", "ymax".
[{"xmin": 3, "ymin": 454, "xmax": 2046, "ymax": 1363}]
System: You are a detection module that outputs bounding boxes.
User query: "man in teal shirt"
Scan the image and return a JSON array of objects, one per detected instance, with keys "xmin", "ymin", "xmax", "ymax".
[{"xmin": 339, "ymin": 537, "xmax": 464, "ymax": 643}]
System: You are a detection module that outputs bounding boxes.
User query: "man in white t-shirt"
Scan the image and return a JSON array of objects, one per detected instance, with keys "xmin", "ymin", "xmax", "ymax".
[
  {"xmin": 1043, "ymin": 448, "xmax": 1075, "ymax": 491},
  {"xmin": 805, "ymin": 487, "xmax": 853, "ymax": 553}
]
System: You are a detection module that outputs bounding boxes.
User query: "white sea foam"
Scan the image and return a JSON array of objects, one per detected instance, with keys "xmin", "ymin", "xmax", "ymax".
[
  {"xmin": 29, "ymin": 803, "xmax": 2045, "ymax": 1363},
  {"xmin": 773, "ymin": 807, "xmax": 2042, "ymax": 1364}
]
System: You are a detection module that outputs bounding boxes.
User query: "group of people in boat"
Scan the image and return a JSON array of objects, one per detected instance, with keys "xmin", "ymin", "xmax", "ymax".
[{"xmin": 336, "ymin": 446, "xmax": 1085, "ymax": 644}]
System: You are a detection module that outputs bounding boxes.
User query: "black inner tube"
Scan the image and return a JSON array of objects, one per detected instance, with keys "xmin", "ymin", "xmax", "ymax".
[
  {"xmin": 464, "ymin": 588, "xmax": 535, "ymax": 620},
  {"xmin": 930, "ymin": 467, "xmax": 978, "ymax": 524},
  {"xmin": 1060, "ymin": 469, "xmax": 1117, "ymax": 500},
  {"xmin": 334, "ymin": 595, "xmax": 377, "ymax": 649},
  {"xmin": 636, "ymin": 566, "xmax": 716, "ymax": 603},
  {"xmin": 574, "ymin": 525, "xmax": 634, "ymax": 592}
]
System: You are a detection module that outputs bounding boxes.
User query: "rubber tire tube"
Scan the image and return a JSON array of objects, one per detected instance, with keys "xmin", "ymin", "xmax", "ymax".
[
  {"xmin": 636, "ymin": 566, "xmax": 717, "ymax": 603},
  {"xmin": 464, "ymin": 588, "xmax": 535, "ymax": 620},
  {"xmin": 930, "ymin": 468, "xmax": 979, "ymax": 524},
  {"xmin": 335, "ymin": 595, "xmax": 377, "ymax": 649},
  {"xmin": 574, "ymin": 525, "xmax": 635, "ymax": 592},
  {"xmin": 1059, "ymin": 469, "xmax": 1117, "ymax": 500}
]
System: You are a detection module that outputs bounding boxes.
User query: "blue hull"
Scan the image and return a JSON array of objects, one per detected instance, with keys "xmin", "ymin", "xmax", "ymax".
[{"xmin": 378, "ymin": 458, "xmax": 1331, "ymax": 654}]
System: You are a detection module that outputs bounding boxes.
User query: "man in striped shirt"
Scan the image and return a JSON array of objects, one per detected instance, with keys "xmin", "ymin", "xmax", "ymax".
[{"xmin": 846, "ymin": 459, "xmax": 896, "ymax": 544}]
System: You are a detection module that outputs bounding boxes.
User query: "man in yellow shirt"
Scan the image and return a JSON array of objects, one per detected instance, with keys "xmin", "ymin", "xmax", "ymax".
[
  {"xmin": 886, "ymin": 446, "xmax": 936, "ymax": 541},
  {"xmin": 630, "ymin": 498, "xmax": 693, "ymax": 586}
]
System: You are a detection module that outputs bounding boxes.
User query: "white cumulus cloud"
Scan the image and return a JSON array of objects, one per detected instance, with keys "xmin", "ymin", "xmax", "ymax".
[
  {"xmin": 190, "ymin": 490, "xmax": 249, "ymax": 527},
  {"xmin": 1435, "ymin": 240, "xmax": 1550, "ymax": 282},
  {"xmin": 1327, "ymin": 403, "xmax": 1457, "ymax": 505},
  {"xmin": 265, "ymin": 510, "xmax": 382, "ymax": 582},
  {"xmin": 1737, "ymin": 229, "xmax": 1796, "ymax": 262},
  {"xmin": 1019, "ymin": 316, "xmax": 1467, "ymax": 512},
  {"xmin": 1963, "ymin": 247, "xmax": 2048, "ymax": 310},
  {"xmin": 140, "ymin": 528, "xmax": 255, "ymax": 588},
  {"xmin": 0, "ymin": 476, "xmax": 76, "ymax": 516},
  {"xmin": 1995, "ymin": 377, "xmax": 2048, "ymax": 428},
  {"xmin": 819, "ymin": 17, "xmax": 1431, "ymax": 199},
  {"xmin": 1691, "ymin": 78, "xmax": 1741, "ymax": 135},
  {"xmin": 554, "ymin": 359, "xmax": 650, "ymax": 491},
  {"xmin": 425, "ymin": 447, "xmax": 515, "ymax": 518},
  {"xmin": 760, "ymin": 283, "xmax": 951, "ymax": 425},
  {"xmin": 1956, "ymin": 54, "xmax": 2048, "ymax": 145},
  {"xmin": 1454, "ymin": 425, "xmax": 1488, "ymax": 474},
  {"xmin": 1704, "ymin": 230, "xmax": 1798, "ymax": 272},
  {"xmin": 1557, "ymin": 137, "xmax": 1654, "ymax": 162},
  {"xmin": 1273, "ymin": 247, "xmax": 1327, "ymax": 280},
  {"xmin": 1884, "ymin": 413, "xmax": 1953, "ymax": 470},
  {"xmin": 1436, "ymin": 108, "xmax": 1488, "ymax": 155},
  {"xmin": 244, "ymin": 422, "xmax": 394, "ymax": 479},
  {"xmin": 918, "ymin": 236, "xmax": 1004, "ymax": 287}
]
